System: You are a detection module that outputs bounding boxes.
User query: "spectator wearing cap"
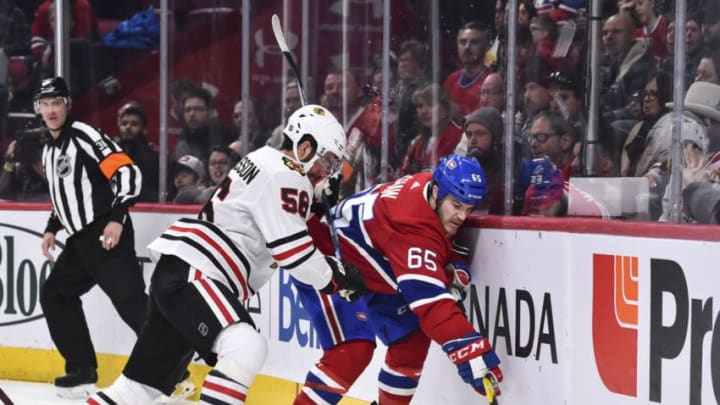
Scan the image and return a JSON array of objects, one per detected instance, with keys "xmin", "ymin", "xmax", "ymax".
[
  {"xmin": 457, "ymin": 107, "xmax": 505, "ymax": 214},
  {"xmin": 682, "ymin": 83, "xmax": 720, "ymax": 224},
  {"xmin": 115, "ymin": 102, "xmax": 159, "ymax": 202},
  {"xmin": 548, "ymin": 70, "xmax": 586, "ymax": 139},
  {"xmin": 658, "ymin": 81, "xmax": 720, "ymax": 222},
  {"xmin": 517, "ymin": 56, "xmax": 552, "ymax": 159},
  {"xmin": 629, "ymin": 81, "xmax": 717, "ymax": 220},
  {"xmin": 172, "ymin": 154, "xmax": 207, "ymax": 204}
]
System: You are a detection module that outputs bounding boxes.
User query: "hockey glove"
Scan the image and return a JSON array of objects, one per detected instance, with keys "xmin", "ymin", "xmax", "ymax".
[
  {"xmin": 320, "ymin": 256, "xmax": 367, "ymax": 302},
  {"xmin": 314, "ymin": 173, "xmax": 342, "ymax": 207},
  {"xmin": 442, "ymin": 332, "xmax": 503, "ymax": 396},
  {"xmin": 446, "ymin": 261, "xmax": 471, "ymax": 302},
  {"xmin": 311, "ymin": 173, "xmax": 343, "ymax": 217}
]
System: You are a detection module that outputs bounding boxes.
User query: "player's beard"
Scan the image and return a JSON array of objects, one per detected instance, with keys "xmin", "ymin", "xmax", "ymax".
[{"xmin": 435, "ymin": 202, "xmax": 458, "ymax": 238}]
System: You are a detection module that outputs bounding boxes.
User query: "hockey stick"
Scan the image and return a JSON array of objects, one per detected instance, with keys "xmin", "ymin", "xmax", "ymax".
[
  {"xmin": 271, "ymin": 14, "xmax": 307, "ymax": 106},
  {"xmin": 0, "ymin": 387, "xmax": 14, "ymax": 405},
  {"xmin": 271, "ymin": 14, "xmax": 347, "ymax": 265},
  {"xmin": 482, "ymin": 374, "xmax": 500, "ymax": 405}
]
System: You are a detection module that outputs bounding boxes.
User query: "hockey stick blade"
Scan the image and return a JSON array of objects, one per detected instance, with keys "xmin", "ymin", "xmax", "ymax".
[
  {"xmin": 271, "ymin": 14, "xmax": 307, "ymax": 105},
  {"xmin": 482, "ymin": 375, "xmax": 499, "ymax": 405}
]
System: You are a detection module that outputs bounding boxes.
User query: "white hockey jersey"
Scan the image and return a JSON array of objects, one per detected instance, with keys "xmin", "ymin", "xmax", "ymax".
[{"xmin": 147, "ymin": 146, "xmax": 333, "ymax": 300}]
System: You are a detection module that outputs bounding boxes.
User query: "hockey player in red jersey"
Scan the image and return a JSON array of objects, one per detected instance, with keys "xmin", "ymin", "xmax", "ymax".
[
  {"xmin": 295, "ymin": 154, "xmax": 502, "ymax": 404},
  {"xmin": 86, "ymin": 105, "xmax": 367, "ymax": 405}
]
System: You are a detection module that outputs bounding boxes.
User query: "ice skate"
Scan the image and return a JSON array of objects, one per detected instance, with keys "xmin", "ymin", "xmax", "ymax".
[
  {"xmin": 156, "ymin": 371, "xmax": 196, "ymax": 403},
  {"xmin": 54, "ymin": 367, "xmax": 98, "ymax": 399}
]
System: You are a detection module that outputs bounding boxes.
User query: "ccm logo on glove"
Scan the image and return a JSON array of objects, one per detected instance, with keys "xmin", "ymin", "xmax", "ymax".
[{"xmin": 448, "ymin": 338, "xmax": 490, "ymax": 363}]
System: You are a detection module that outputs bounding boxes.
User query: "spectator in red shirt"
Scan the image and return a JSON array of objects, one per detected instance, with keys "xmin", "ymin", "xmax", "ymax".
[
  {"xmin": 30, "ymin": 0, "xmax": 98, "ymax": 57},
  {"xmin": 529, "ymin": 15, "xmax": 565, "ymax": 71},
  {"xmin": 400, "ymin": 83, "xmax": 463, "ymax": 175},
  {"xmin": 632, "ymin": 0, "xmax": 669, "ymax": 59},
  {"xmin": 443, "ymin": 21, "xmax": 494, "ymax": 116},
  {"xmin": 30, "ymin": 0, "xmax": 99, "ymax": 94}
]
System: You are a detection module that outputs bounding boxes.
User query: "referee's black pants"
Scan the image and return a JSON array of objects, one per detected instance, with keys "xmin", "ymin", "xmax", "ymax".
[{"xmin": 40, "ymin": 216, "xmax": 148, "ymax": 373}]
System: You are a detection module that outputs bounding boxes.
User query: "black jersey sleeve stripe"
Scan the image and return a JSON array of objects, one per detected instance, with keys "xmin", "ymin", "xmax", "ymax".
[
  {"xmin": 73, "ymin": 130, "xmax": 106, "ymax": 162},
  {"xmin": 282, "ymin": 247, "xmax": 316, "ymax": 270},
  {"xmin": 73, "ymin": 121, "xmax": 122, "ymax": 158},
  {"xmin": 266, "ymin": 229, "xmax": 309, "ymax": 248}
]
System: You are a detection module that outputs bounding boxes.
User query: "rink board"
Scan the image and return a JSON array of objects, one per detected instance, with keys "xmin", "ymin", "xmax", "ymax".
[{"xmin": 0, "ymin": 203, "xmax": 718, "ymax": 404}]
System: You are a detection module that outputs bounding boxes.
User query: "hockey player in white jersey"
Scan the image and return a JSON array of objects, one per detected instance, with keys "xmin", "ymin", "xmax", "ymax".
[{"xmin": 87, "ymin": 105, "xmax": 366, "ymax": 405}]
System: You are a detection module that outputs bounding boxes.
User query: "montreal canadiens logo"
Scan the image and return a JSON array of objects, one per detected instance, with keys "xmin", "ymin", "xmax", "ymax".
[{"xmin": 55, "ymin": 155, "xmax": 72, "ymax": 178}]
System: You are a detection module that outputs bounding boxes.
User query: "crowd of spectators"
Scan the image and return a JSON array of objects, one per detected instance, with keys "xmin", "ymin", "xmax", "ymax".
[{"xmin": 1, "ymin": 0, "xmax": 720, "ymax": 225}]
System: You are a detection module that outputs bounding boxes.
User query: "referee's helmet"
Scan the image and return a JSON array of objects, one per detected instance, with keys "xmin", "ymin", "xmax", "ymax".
[{"xmin": 34, "ymin": 77, "xmax": 71, "ymax": 113}]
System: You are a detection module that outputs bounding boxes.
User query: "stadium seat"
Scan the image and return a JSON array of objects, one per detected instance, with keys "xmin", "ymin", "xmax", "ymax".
[{"xmin": 8, "ymin": 56, "xmax": 35, "ymax": 97}]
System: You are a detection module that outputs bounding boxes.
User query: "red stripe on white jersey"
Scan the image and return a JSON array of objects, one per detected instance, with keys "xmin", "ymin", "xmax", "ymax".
[
  {"xmin": 169, "ymin": 225, "xmax": 250, "ymax": 298},
  {"xmin": 196, "ymin": 278, "xmax": 237, "ymax": 325},
  {"xmin": 272, "ymin": 240, "xmax": 314, "ymax": 262},
  {"xmin": 204, "ymin": 380, "xmax": 247, "ymax": 400}
]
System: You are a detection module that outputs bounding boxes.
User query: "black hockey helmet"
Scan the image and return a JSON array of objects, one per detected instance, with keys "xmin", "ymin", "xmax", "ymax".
[
  {"xmin": 34, "ymin": 77, "xmax": 70, "ymax": 101},
  {"xmin": 34, "ymin": 77, "xmax": 71, "ymax": 114}
]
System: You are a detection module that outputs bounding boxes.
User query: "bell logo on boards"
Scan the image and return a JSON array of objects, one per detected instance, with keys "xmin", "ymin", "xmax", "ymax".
[{"xmin": 592, "ymin": 254, "xmax": 639, "ymax": 397}]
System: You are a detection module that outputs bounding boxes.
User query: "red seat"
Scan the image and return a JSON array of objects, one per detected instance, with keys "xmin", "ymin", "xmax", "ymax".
[{"xmin": 8, "ymin": 56, "xmax": 34, "ymax": 93}]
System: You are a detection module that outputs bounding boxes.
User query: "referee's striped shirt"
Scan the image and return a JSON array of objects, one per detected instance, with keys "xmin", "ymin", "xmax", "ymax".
[{"xmin": 42, "ymin": 119, "xmax": 143, "ymax": 236}]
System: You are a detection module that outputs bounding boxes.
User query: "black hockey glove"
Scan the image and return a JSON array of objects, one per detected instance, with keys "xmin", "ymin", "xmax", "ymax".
[
  {"xmin": 311, "ymin": 173, "xmax": 343, "ymax": 217},
  {"xmin": 314, "ymin": 173, "xmax": 342, "ymax": 207},
  {"xmin": 320, "ymin": 255, "xmax": 367, "ymax": 302}
]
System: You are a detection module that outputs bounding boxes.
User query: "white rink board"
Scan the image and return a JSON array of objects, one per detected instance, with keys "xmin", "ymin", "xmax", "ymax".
[{"xmin": 0, "ymin": 207, "xmax": 718, "ymax": 404}]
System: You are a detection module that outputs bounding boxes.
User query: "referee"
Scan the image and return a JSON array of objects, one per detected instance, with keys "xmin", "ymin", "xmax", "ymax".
[{"xmin": 36, "ymin": 77, "xmax": 148, "ymax": 398}]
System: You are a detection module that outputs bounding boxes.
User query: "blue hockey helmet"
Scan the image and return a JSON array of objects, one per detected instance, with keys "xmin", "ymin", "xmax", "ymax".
[{"xmin": 432, "ymin": 154, "xmax": 487, "ymax": 206}]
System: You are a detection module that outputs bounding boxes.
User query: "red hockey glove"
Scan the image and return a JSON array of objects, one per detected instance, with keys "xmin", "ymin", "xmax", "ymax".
[{"xmin": 445, "ymin": 261, "xmax": 471, "ymax": 302}]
